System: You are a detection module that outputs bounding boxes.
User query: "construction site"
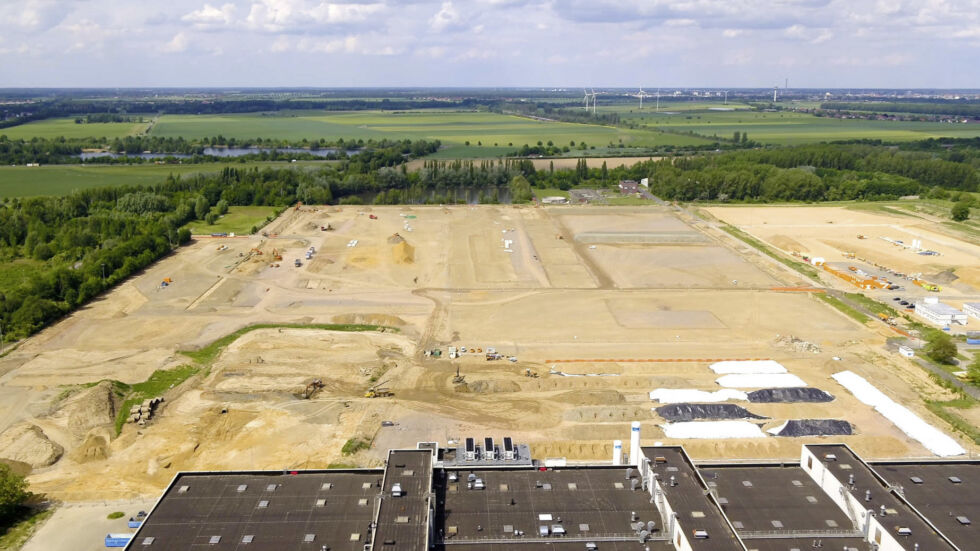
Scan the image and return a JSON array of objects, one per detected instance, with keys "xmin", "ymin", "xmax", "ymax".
[{"xmin": 0, "ymin": 203, "xmax": 976, "ymax": 514}]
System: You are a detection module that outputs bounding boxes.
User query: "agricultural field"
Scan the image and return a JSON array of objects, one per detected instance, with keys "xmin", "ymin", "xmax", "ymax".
[
  {"xmin": 0, "ymin": 204, "xmax": 972, "ymax": 504},
  {"xmin": 0, "ymin": 117, "xmax": 149, "ymax": 140},
  {"xmin": 0, "ymin": 160, "xmax": 326, "ymax": 198},
  {"xmin": 608, "ymin": 103, "xmax": 980, "ymax": 144},
  {"xmin": 150, "ymin": 110, "xmax": 713, "ymax": 155}
]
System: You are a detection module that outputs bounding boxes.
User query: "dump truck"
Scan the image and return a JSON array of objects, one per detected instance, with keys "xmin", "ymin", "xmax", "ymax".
[{"xmin": 365, "ymin": 379, "xmax": 393, "ymax": 398}]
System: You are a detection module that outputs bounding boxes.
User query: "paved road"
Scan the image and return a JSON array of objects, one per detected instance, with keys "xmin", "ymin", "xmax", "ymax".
[{"xmin": 23, "ymin": 499, "xmax": 156, "ymax": 551}]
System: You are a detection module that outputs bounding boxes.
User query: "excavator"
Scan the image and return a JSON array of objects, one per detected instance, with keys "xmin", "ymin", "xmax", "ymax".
[
  {"xmin": 302, "ymin": 379, "xmax": 324, "ymax": 399},
  {"xmin": 364, "ymin": 379, "xmax": 394, "ymax": 398}
]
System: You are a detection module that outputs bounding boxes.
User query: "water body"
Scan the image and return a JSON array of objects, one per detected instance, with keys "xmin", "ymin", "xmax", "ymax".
[{"xmin": 78, "ymin": 147, "xmax": 354, "ymax": 160}]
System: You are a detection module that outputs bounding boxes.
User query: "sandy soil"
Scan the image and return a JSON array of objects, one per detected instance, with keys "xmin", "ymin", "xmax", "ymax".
[{"xmin": 0, "ymin": 204, "xmax": 974, "ymax": 503}]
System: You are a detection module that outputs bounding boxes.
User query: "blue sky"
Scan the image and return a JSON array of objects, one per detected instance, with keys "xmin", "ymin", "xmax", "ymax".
[{"xmin": 1, "ymin": 0, "xmax": 978, "ymax": 88}]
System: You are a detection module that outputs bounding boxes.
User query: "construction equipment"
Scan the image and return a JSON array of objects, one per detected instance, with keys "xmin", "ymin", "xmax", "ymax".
[
  {"xmin": 294, "ymin": 258, "xmax": 301, "ymax": 267},
  {"xmin": 302, "ymin": 379, "xmax": 324, "ymax": 399},
  {"xmin": 364, "ymin": 379, "xmax": 393, "ymax": 398},
  {"xmin": 320, "ymin": 224, "xmax": 333, "ymax": 231},
  {"xmin": 452, "ymin": 366, "xmax": 465, "ymax": 384},
  {"xmin": 525, "ymin": 368, "xmax": 538, "ymax": 378},
  {"xmin": 369, "ymin": 214, "xmax": 378, "ymax": 220}
]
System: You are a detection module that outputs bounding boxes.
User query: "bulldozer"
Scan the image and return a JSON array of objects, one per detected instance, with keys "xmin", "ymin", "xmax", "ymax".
[
  {"xmin": 525, "ymin": 368, "xmax": 539, "ymax": 379},
  {"xmin": 364, "ymin": 379, "xmax": 394, "ymax": 398},
  {"xmin": 302, "ymin": 379, "xmax": 324, "ymax": 399}
]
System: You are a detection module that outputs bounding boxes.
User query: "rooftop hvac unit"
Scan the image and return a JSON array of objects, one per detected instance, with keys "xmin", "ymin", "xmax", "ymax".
[
  {"xmin": 503, "ymin": 437, "xmax": 515, "ymax": 460},
  {"xmin": 484, "ymin": 437, "xmax": 495, "ymax": 460},
  {"xmin": 392, "ymin": 483, "xmax": 403, "ymax": 497}
]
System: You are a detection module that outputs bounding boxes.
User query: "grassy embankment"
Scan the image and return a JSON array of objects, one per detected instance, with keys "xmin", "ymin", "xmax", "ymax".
[
  {"xmin": 0, "ymin": 117, "xmax": 149, "ymax": 140},
  {"xmin": 182, "ymin": 206, "xmax": 282, "ymax": 235},
  {"xmin": 719, "ymin": 224, "xmax": 821, "ymax": 280}
]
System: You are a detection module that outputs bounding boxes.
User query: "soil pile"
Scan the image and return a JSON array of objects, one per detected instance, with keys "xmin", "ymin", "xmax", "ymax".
[
  {"xmin": 389, "ymin": 234, "xmax": 415, "ymax": 264},
  {"xmin": 331, "ymin": 313, "xmax": 406, "ymax": 327},
  {"xmin": 68, "ymin": 433, "xmax": 110, "ymax": 463},
  {"xmin": 769, "ymin": 419, "xmax": 853, "ymax": 437},
  {"xmin": 0, "ymin": 424, "xmax": 64, "ymax": 468},
  {"xmin": 60, "ymin": 381, "xmax": 117, "ymax": 436},
  {"xmin": 655, "ymin": 403, "xmax": 767, "ymax": 422},
  {"xmin": 747, "ymin": 387, "xmax": 834, "ymax": 403}
]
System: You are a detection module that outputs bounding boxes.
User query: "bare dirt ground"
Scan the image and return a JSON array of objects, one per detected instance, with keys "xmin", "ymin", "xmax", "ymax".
[
  {"xmin": 704, "ymin": 205, "xmax": 980, "ymax": 294},
  {"xmin": 0, "ymin": 204, "xmax": 975, "ymax": 507}
]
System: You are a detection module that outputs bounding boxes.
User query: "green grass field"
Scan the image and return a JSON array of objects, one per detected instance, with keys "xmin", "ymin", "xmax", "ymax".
[
  {"xmin": 0, "ymin": 160, "xmax": 326, "ymax": 198},
  {"xmin": 183, "ymin": 206, "xmax": 281, "ymax": 235},
  {"xmin": 151, "ymin": 110, "xmax": 714, "ymax": 156},
  {"xmin": 614, "ymin": 107, "xmax": 980, "ymax": 145},
  {"xmin": 0, "ymin": 117, "xmax": 148, "ymax": 140}
]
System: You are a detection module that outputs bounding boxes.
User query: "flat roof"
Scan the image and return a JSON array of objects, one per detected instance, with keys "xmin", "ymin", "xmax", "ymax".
[
  {"xmin": 743, "ymin": 537, "xmax": 870, "ymax": 551},
  {"xmin": 806, "ymin": 445, "xmax": 956, "ymax": 550},
  {"xmin": 700, "ymin": 465, "xmax": 855, "ymax": 535},
  {"xmin": 916, "ymin": 301, "xmax": 965, "ymax": 316},
  {"xmin": 433, "ymin": 465, "xmax": 665, "ymax": 548},
  {"xmin": 374, "ymin": 449, "xmax": 433, "ymax": 551},
  {"xmin": 126, "ymin": 470, "xmax": 383, "ymax": 550},
  {"xmin": 642, "ymin": 446, "xmax": 743, "ymax": 551},
  {"xmin": 873, "ymin": 461, "xmax": 980, "ymax": 551}
]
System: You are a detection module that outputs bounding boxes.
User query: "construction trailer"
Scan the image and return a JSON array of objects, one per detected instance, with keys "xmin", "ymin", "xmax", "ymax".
[{"xmin": 915, "ymin": 297, "xmax": 967, "ymax": 326}]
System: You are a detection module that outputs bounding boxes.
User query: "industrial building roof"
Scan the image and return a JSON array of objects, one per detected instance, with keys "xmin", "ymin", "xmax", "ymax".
[
  {"xmin": 916, "ymin": 301, "xmax": 965, "ymax": 316},
  {"xmin": 807, "ymin": 444, "xmax": 956, "ymax": 550},
  {"xmin": 127, "ymin": 469, "xmax": 383, "ymax": 550},
  {"xmin": 701, "ymin": 465, "xmax": 856, "ymax": 536},
  {"xmin": 643, "ymin": 446, "xmax": 743, "ymax": 551},
  {"xmin": 873, "ymin": 461, "xmax": 980, "ymax": 551},
  {"xmin": 432, "ymin": 465, "xmax": 665, "ymax": 550},
  {"xmin": 127, "ymin": 443, "xmax": 973, "ymax": 551},
  {"xmin": 374, "ymin": 449, "xmax": 433, "ymax": 551}
]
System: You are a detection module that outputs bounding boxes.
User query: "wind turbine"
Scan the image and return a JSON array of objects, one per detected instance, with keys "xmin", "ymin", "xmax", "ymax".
[
  {"xmin": 590, "ymin": 88, "xmax": 597, "ymax": 115},
  {"xmin": 723, "ymin": 90, "xmax": 728, "ymax": 105},
  {"xmin": 656, "ymin": 88, "xmax": 660, "ymax": 112},
  {"xmin": 583, "ymin": 89, "xmax": 592, "ymax": 111}
]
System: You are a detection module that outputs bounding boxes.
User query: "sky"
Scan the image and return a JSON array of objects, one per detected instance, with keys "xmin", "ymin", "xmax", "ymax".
[{"xmin": 0, "ymin": 0, "xmax": 978, "ymax": 88}]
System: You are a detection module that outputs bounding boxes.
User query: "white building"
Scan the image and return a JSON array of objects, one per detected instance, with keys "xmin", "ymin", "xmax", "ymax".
[
  {"xmin": 898, "ymin": 345, "xmax": 914, "ymax": 358},
  {"xmin": 540, "ymin": 196, "xmax": 568, "ymax": 205},
  {"xmin": 915, "ymin": 297, "xmax": 968, "ymax": 326},
  {"xmin": 963, "ymin": 302, "xmax": 980, "ymax": 320}
]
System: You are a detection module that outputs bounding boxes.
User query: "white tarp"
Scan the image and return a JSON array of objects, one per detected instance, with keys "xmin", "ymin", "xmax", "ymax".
[
  {"xmin": 650, "ymin": 389, "xmax": 747, "ymax": 403},
  {"xmin": 662, "ymin": 421, "xmax": 765, "ymax": 439},
  {"xmin": 716, "ymin": 374, "xmax": 807, "ymax": 388},
  {"xmin": 766, "ymin": 421, "xmax": 788, "ymax": 435},
  {"xmin": 832, "ymin": 371, "xmax": 965, "ymax": 457},
  {"xmin": 709, "ymin": 360, "xmax": 787, "ymax": 374}
]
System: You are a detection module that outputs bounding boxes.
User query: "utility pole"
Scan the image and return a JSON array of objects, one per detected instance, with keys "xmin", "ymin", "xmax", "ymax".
[
  {"xmin": 1, "ymin": 321, "xmax": 4, "ymax": 355},
  {"xmin": 101, "ymin": 263, "xmax": 106, "ymax": 283}
]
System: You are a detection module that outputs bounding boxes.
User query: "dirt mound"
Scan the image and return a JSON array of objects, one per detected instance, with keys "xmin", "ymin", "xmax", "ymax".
[
  {"xmin": 769, "ymin": 419, "xmax": 853, "ymax": 437},
  {"xmin": 467, "ymin": 380, "xmax": 520, "ymax": 394},
  {"xmin": 556, "ymin": 389, "xmax": 624, "ymax": 406},
  {"xmin": 929, "ymin": 269, "xmax": 958, "ymax": 284},
  {"xmin": 747, "ymin": 387, "xmax": 834, "ymax": 403},
  {"xmin": 67, "ymin": 432, "xmax": 110, "ymax": 463},
  {"xmin": 60, "ymin": 381, "xmax": 117, "ymax": 436},
  {"xmin": 387, "ymin": 233, "xmax": 405, "ymax": 245},
  {"xmin": 0, "ymin": 424, "xmax": 64, "ymax": 468},
  {"xmin": 331, "ymin": 313, "xmax": 406, "ymax": 327},
  {"xmin": 392, "ymin": 240, "xmax": 415, "ymax": 264},
  {"xmin": 655, "ymin": 403, "xmax": 767, "ymax": 422}
]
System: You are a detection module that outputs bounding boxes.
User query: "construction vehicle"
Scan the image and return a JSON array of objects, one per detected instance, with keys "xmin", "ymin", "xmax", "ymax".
[
  {"xmin": 364, "ymin": 379, "xmax": 393, "ymax": 398},
  {"xmin": 369, "ymin": 214, "xmax": 378, "ymax": 220},
  {"xmin": 452, "ymin": 366, "xmax": 465, "ymax": 384},
  {"xmin": 857, "ymin": 235, "xmax": 867, "ymax": 239},
  {"xmin": 525, "ymin": 368, "xmax": 538, "ymax": 378},
  {"xmin": 294, "ymin": 258, "xmax": 302, "ymax": 267},
  {"xmin": 320, "ymin": 224, "xmax": 333, "ymax": 231},
  {"xmin": 302, "ymin": 379, "xmax": 324, "ymax": 399},
  {"xmin": 271, "ymin": 248, "xmax": 282, "ymax": 261},
  {"xmin": 914, "ymin": 280, "xmax": 941, "ymax": 292}
]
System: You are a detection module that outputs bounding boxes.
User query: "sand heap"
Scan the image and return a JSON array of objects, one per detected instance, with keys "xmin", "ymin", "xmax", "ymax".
[
  {"xmin": 58, "ymin": 380, "xmax": 118, "ymax": 436},
  {"xmin": 388, "ymin": 233, "xmax": 415, "ymax": 264},
  {"xmin": 0, "ymin": 424, "xmax": 64, "ymax": 468}
]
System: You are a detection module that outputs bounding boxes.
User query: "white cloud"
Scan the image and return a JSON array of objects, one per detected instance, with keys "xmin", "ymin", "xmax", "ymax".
[
  {"xmin": 722, "ymin": 29, "xmax": 744, "ymax": 37},
  {"xmin": 183, "ymin": 3, "xmax": 237, "ymax": 28},
  {"xmin": 162, "ymin": 32, "xmax": 190, "ymax": 53},
  {"xmin": 430, "ymin": 2, "xmax": 464, "ymax": 32}
]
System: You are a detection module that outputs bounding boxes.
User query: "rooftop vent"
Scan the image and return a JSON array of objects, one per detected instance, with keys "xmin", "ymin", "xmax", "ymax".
[
  {"xmin": 237, "ymin": 484, "xmax": 247, "ymax": 492},
  {"xmin": 141, "ymin": 537, "xmax": 155, "ymax": 546},
  {"xmin": 897, "ymin": 527, "xmax": 912, "ymax": 536},
  {"xmin": 956, "ymin": 516, "xmax": 971, "ymax": 525},
  {"xmin": 209, "ymin": 536, "xmax": 221, "ymax": 544},
  {"xmin": 910, "ymin": 476, "xmax": 924, "ymax": 484},
  {"xmin": 178, "ymin": 485, "xmax": 189, "ymax": 494},
  {"xmin": 392, "ymin": 483, "xmax": 403, "ymax": 497},
  {"xmin": 257, "ymin": 500, "xmax": 269, "ymax": 508},
  {"xmin": 321, "ymin": 482, "xmax": 332, "ymax": 490},
  {"xmin": 693, "ymin": 530, "xmax": 709, "ymax": 539},
  {"xmin": 315, "ymin": 498, "xmax": 326, "ymax": 507},
  {"xmin": 266, "ymin": 484, "xmax": 276, "ymax": 492},
  {"xmin": 303, "ymin": 534, "xmax": 315, "ymax": 542},
  {"xmin": 241, "ymin": 535, "xmax": 254, "ymax": 544},
  {"xmin": 948, "ymin": 476, "xmax": 962, "ymax": 484}
]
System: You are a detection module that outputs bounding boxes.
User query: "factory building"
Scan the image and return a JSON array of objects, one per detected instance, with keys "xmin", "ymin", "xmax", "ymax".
[
  {"xmin": 963, "ymin": 302, "xmax": 980, "ymax": 320},
  {"xmin": 125, "ymin": 430, "xmax": 975, "ymax": 551}
]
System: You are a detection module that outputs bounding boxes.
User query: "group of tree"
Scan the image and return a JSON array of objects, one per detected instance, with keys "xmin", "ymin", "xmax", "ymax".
[{"xmin": 0, "ymin": 140, "xmax": 438, "ymax": 340}]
